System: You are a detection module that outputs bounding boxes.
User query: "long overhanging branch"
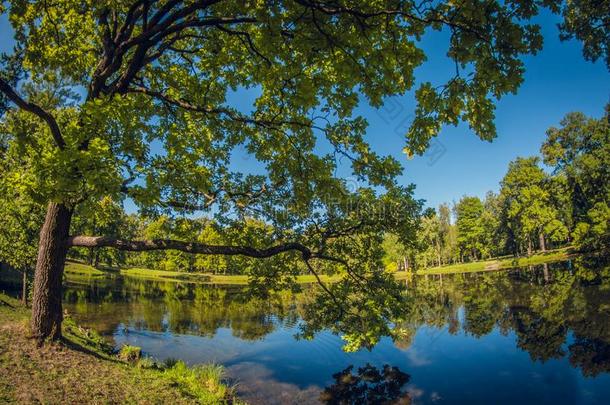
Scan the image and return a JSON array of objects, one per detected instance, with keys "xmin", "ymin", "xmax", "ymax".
[
  {"xmin": 67, "ymin": 235, "xmax": 313, "ymax": 259},
  {"xmin": 0, "ymin": 78, "xmax": 66, "ymax": 149},
  {"xmin": 66, "ymin": 235, "xmax": 361, "ymax": 280},
  {"xmin": 67, "ymin": 233, "xmax": 371, "ymax": 288},
  {"xmin": 68, "ymin": 234, "xmax": 355, "ymax": 317}
]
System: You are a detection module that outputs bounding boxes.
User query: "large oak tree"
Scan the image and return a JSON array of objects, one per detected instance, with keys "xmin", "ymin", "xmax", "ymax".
[{"xmin": 0, "ymin": 0, "xmax": 606, "ymax": 345}]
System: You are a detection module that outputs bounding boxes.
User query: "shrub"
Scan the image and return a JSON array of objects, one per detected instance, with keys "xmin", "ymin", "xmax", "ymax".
[
  {"xmin": 118, "ymin": 345, "xmax": 142, "ymax": 363},
  {"xmin": 136, "ymin": 357, "xmax": 159, "ymax": 369},
  {"xmin": 163, "ymin": 361, "xmax": 238, "ymax": 404},
  {"xmin": 163, "ymin": 357, "xmax": 179, "ymax": 368}
]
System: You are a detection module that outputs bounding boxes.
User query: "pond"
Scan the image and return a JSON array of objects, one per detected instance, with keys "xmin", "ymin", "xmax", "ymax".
[{"xmin": 5, "ymin": 259, "xmax": 610, "ymax": 404}]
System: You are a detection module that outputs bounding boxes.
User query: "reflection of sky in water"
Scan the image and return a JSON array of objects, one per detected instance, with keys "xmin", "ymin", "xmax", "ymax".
[
  {"xmin": 57, "ymin": 262, "xmax": 610, "ymax": 404},
  {"xmin": 110, "ymin": 314, "xmax": 610, "ymax": 404}
]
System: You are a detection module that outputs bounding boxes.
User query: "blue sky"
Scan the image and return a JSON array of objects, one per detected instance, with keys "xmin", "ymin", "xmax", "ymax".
[
  {"xmin": 222, "ymin": 9, "xmax": 608, "ymax": 208},
  {"xmin": 1, "ymin": 9, "xmax": 608, "ymax": 210},
  {"xmin": 350, "ymin": 10, "xmax": 608, "ymax": 209},
  {"xmin": 364, "ymin": 11, "xmax": 608, "ymax": 208}
]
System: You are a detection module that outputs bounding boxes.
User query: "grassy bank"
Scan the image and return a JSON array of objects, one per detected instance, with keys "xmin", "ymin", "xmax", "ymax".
[
  {"xmin": 119, "ymin": 269, "xmax": 340, "ymax": 284},
  {"xmin": 64, "ymin": 261, "xmax": 106, "ymax": 276},
  {"xmin": 412, "ymin": 247, "xmax": 574, "ymax": 276},
  {"xmin": 0, "ymin": 293, "xmax": 241, "ymax": 404},
  {"xmin": 64, "ymin": 261, "xmax": 340, "ymax": 285},
  {"xmin": 63, "ymin": 248, "xmax": 575, "ymax": 285}
]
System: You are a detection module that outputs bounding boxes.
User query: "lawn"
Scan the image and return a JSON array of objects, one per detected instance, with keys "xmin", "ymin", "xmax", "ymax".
[
  {"xmin": 63, "ymin": 247, "xmax": 575, "ymax": 285},
  {"xmin": 411, "ymin": 247, "xmax": 574, "ymax": 276},
  {"xmin": 64, "ymin": 261, "xmax": 106, "ymax": 276},
  {"xmin": 0, "ymin": 292, "xmax": 241, "ymax": 404},
  {"xmin": 64, "ymin": 261, "xmax": 341, "ymax": 285}
]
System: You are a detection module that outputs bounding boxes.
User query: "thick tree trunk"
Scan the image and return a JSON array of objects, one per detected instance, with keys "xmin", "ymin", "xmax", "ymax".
[
  {"xmin": 539, "ymin": 233, "xmax": 546, "ymax": 252},
  {"xmin": 527, "ymin": 237, "xmax": 533, "ymax": 257},
  {"xmin": 31, "ymin": 202, "xmax": 73, "ymax": 341}
]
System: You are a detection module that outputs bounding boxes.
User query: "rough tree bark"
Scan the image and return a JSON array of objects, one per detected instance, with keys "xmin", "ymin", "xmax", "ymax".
[{"xmin": 31, "ymin": 202, "xmax": 73, "ymax": 341}]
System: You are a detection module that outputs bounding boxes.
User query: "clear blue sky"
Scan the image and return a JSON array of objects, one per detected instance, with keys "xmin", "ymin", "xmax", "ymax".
[
  {"xmin": 385, "ymin": 12, "xmax": 609, "ymax": 208},
  {"xmin": 1, "ymin": 10, "xmax": 608, "ymax": 210}
]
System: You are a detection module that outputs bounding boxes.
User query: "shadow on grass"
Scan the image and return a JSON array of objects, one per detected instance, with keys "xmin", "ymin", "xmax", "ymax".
[{"xmin": 0, "ymin": 297, "xmax": 15, "ymax": 308}]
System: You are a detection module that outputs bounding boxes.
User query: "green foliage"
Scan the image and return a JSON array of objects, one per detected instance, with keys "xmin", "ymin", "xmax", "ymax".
[
  {"xmin": 572, "ymin": 202, "xmax": 610, "ymax": 251},
  {"xmin": 382, "ymin": 233, "xmax": 409, "ymax": 272},
  {"xmin": 70, "ymin": 196, "xmax": 138, "ymax": 268},
  {"xmin": 542, "ymin": 107, "xmax": 610, "ymax": 252},
  {"xmin": 0, "ymin": 139, "xmax": 45, "ymax": 270},
  {"xmin": 499, "ymin": 157, "xmax": 568, "ymax": 253},
  {"xmin": 0, "ymin": 0, "xmax": 607, "ymax": 351},
  {"xmin": 455, "ymin": 196, "xmax": 488, "ymax": 260},
  {"xmin": 118, "ymin": 345, "xmax": 142, "ymax": 363},
  {"xmin": 557, "ymin": 0, "xmax": 610, "ymax": 68},
  {"xmin": 163, "ymin": 361, "xmax": 237, "ymax": 404}
]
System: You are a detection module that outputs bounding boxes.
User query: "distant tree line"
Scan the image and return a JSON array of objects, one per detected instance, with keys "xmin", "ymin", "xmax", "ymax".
[{"xmin": 383, "ymin": 107, "xmax": 609, "ymax": 271}]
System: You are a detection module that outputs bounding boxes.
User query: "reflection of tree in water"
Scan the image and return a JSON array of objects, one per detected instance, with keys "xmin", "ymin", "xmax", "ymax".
[
  {"xmin": 569, "ymin": 337, "xmax": 610, "ymax": 377},
  {"xmin": 64, "ymin": 277, "xmax": 305, "ymax": 340},
  {"xmin": 62, "ymin": 257, "xmax": 610, "ymax": 376},
  {"xmin": 399, "ymin": 258, "xmax": 610, "ymax": 376},
  {"xmin": 320, "ymin": 364, "xmax": 411, "ymax": 405},
  {"xmin": 505, "ymin": 307, "xmax": 567, "ymax": 361}
]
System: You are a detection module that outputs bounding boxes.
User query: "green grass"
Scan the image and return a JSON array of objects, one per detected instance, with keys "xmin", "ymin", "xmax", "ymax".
[
  {"xmin": 64, "ymin": 247, "xmax": 574, "ymax": 285},
  {"xmin": 64, "ymin": 261, "xmax": 106, "ymax": 276},
  {"xmin": 118, "ymin": 345, "xmax": 142, "ymax": 362},
  {"xmin": 63, "ymin": 260, "xmax": 340, "ymax": 285},
  {"xmin": 163, "ymin": 361, "xmax": 238, "ymax": 404},
  {"xmin": 120, "ymin": 267, "xmax": 340, "ymax": 284},
  {"xmin": 202, "ymin": 273, "xmax": 340, "ymax": 285},
  {"xmin": 119, "ymin": 267, "xmax": 212, "ymax": 282},
  {"xmin": 410, "ymin": 247, "xmax": 574, "ymax": 276},
  {"xmin": 0, "ymin": 292, "xmax": 241, "ymax": 404}
]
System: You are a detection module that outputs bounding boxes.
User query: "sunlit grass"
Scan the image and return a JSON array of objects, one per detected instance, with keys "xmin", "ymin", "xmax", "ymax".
[
  {"xmin": 413, "ymin": 247, "xmax": 574, "ymax": 275},
  {"xmin": 64, "ymin": 248, "xmax": 574, "ymax": 285},
  {"xmin": 119, "ymin": 267, "xmax": 211, "ymax": 282},
  {"xmin": 0, "ymin": 292, "xmax": 241, "ymax": 404},
  {"xmin": 64, "ymin": 261, "xmax": 106, "ymax": 276},
  {"xmin": 162, "ymin": 361, "xmax": 243, "ymax": 404},
  {"xmin": 63, "ymin": 260, "xmax": 341, "ymax": 285}
]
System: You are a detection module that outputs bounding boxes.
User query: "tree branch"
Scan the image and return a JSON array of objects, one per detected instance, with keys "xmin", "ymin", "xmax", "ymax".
[
  {"xmin": 67, "ymin": 235, "xmax": 312, "ymax": 258},
  {"xmin": 67, "ymin": 234, "xmax": 351, "ymax": 316},
  {"xmin": 0, "ymin": 78, "xmax": 66, "ymax": 149},
  {"xmin": 127, "ymin": 85, "xmax": 322, "ymax": 130}
]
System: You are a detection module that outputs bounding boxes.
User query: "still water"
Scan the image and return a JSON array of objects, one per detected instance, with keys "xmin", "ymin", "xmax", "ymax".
[{"xmin": 24, "ymin": 259, "xmax": 610, "ymax": 403}]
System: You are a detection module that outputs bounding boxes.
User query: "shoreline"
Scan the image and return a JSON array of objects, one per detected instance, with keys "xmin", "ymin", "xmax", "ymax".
[
  {"xmin": 63, "ymin": 247, "xmax": 576, "ymax": 284},
  {"xmin": 0, "ymin": 292, "xmax": 242, "ymax": 404}
]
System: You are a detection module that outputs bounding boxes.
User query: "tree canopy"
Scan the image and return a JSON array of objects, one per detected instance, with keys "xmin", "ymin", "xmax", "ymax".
[{"xmin": 0, "ymin": 0, "xmax": 608, "ymax": 344}]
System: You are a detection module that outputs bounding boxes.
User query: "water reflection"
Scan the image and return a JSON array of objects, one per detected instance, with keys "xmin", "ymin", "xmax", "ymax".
[
  {"xmin": 53, "ymin": 257, "xmax": 610, "ymax": 402},
  {"xmin": 319, "ymin": 364, "xmax": 411, "ymax": 405},
  {"xmin": 63, "ymin": 278, "xmax": 302, "ymax": 339}
]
